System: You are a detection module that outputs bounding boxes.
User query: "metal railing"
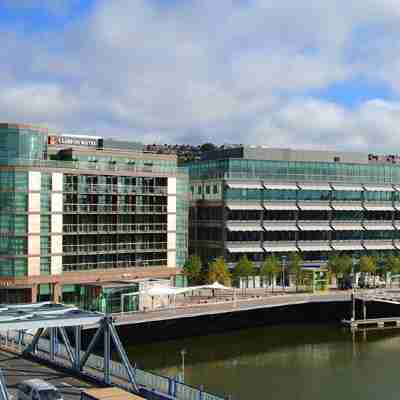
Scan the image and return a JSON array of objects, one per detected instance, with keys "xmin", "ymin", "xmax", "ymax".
[
  {"xmin": 62, "ymin": 241, "xmax": 168, "ymax": 254},
  {"xmin": 63, "ymin": 223, "xmax": 168, "ymax": 234},
  {"xmin": 0, "ymin": 331, "xmax": 225, "ymax": 400},
  {"xmin": 64, "ymin": 183, "xmax": 168, "ymax": 195},
  {"xmin": 63, "ymin": 258, "xmax": 168, "ymax": 271},
  {"xmin": 64, "ymin": 204, "xmax": 168, "ymax": 213}
]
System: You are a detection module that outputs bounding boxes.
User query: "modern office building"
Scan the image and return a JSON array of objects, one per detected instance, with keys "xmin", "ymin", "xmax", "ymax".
[
  {"xmin": 0, "ymin": 123, "xmax": 188, "ymax": 305},
  {"xmin": 188, "ymin": 146, "xmax": 400, "ymax": 269}
]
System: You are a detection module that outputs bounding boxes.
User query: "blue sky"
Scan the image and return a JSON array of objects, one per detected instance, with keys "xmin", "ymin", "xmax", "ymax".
[{"xmin": 1, "ymin": 0, "xmax": 400, "ymax": 151}]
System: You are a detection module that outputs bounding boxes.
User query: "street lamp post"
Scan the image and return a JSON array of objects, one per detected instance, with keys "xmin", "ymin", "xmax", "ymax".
[
  {"xmin": 180, "ymin": 349, "xmax": 186, "ymax": 383},
  {"xmin": 281, "ymin": 255, "xmax": 288, "ymax": 292},
  {"xmin": 351, "ymin": 254, "xmax": 358, "ymax": 321}
]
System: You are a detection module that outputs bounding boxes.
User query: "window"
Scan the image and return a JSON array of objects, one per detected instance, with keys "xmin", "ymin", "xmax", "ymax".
[
  {"xmin": 213, "ymin": 184, "xmax": 218, "ymax": 194},
  {"xmin": 205, "ymin": 185, "xmax": 210, "ymax": 194}
]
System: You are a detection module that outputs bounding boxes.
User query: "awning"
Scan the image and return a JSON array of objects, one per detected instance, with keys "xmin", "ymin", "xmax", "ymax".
[
  {"xmin": 263, "ymin": 202, "xmax": 298, "ymax": 210},
  {"xmin": 297, "ymin": 183, "xmax": 331, "ymax": 191},
  {"xmin": 263, "ymin": 223, "xmax": 298, "ymax": 231},
  {"xmin": 363, "ymin": 223, "xmax": 394, "ymax": 230},
  {"xmin": 363, "ymin": 203, "xmax": 394, "ymax": 211},
  {"xmin": 298, "ymin": 223, "xmax": 331, "ymax": 231},
  {"xmin": 331, "ymin": 183, "xmax": 363, "ymax": 191},
  {"xmin": 227, "ymin": 223, "xmax": 263, "ymax": 232},
  {"xmin": 363, "ymin": 242, "xmax": 394, "ymax": 250},
  {"xmin": 297, "ymin": 243, "xmax": 332, "ymax": 252},
  {"xmin": 263, "ymin": 244, "xmax": 298, "ymax": 252},
  {"xmin": 226, "ymin": 202, "xmax": 263, "ymax": 210},
  {"xmin": 227, "ymin": 246, "xmax": 264, "ymax": 253},
  {"xmin": 226, "ymin": 181, "xmax": 263, "ymax": 190},
  {"xmin": 297, "ymin": 202, "xmax": 331, "ymax": 210},
  {"xmin": 331, "ymin": 202, "xmax": 363, "ymax": 211},
  {"xmin": 331, "ymin": 241, "xmax": 364, "ymax": 250},
  {"xmin": 331, "ymin": 222, "xmax": 363, "ymax": 231},
  {"xmin": 363, "ymin": 185, "xmax": 394, "ymax": 192},
  {"xmin": 263, "ymin": 182, "xmax": 298, "ymax": 190}
]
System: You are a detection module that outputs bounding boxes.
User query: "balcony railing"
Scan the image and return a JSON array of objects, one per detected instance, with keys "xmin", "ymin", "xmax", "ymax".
[
  {"xmin": 63, "ymin": 183, "xmax": 168, "ymax": 195},
  {"xmin": 63, "ymin": 204, "xmax": 167, "ymax": 213},
  {"xmin": 63, "ymin": 223, "xmax": 167, "ymax": 234},
  {"xmin": 63, "ymin": 258, "xmax": 168, "ymax": 271},
  {"xmin": 62, "ymin": 241, "xmax": 168, "ymax": 254}
]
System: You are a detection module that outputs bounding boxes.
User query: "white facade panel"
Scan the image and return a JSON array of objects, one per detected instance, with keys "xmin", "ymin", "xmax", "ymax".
[
  {"xmin": 227, "ymin": 246, "xmax": 264, "ymax": 253},
  {"xmin": 167, "ymin": 195, "xmax": 177, "ymax": 213},
  {"xmin": 28, "ymin": 214, "xmax": 40, "ymax": 234},
  {"xmin": 363, "ymin": 203, "xmax": 394, "ymax": 211},
  {"xmin": 331, "ymin": 241, "xmax": 363, "ymax": 250},
  {"xmin": 52, "ymin": 172, "xmax": 63, "ymax": 191},
  {"xmin": 331, "ymin": 222, "xmax": 363, "ymax": 231},
  {"xmin": 297, "ymin": 183, "xmax": 331, "ymax": 191},
  {"xmin": 167, "ymin": 250, "xmax": 176, "ymax": 268},
  {"xmin": 298, "ymin": 223, "xmax": 331, "ymax": 231},
  {"xmin": 297, "ymin": 202, "xmax": 331, "ymax": 210},
  {"xmin": 264, "ymin": 182, "xmax": 298, "ymax": 190},
  {"xmin": 28, "ymin": 171, "xmax": 41, "ymax": 191},
  {"xmin": 28, "ymin": 193, "xmax": 41, "ymax": 213},
  {"xmin": 363, "ymin": 241, "xmax": 394, "ymax": 250},
  {"xmin": 51, "ymin": 193, "xmax": 63, "ymax": 213},
  {"xmin": 168, "ymin": 213, "xmax": 176, "ymax": 232},
  {"xmin": 27, "ymin": 257, "xmax": 40, "ymax": 277},
  {"xmin": 263, "ymin": 222, "xmax": 298, "ymax": 231},
  {"xmin": 227, "ymin": 223, "xmax": 263, "ymax": 232},
  {"xmin": 263, "ymin": 243, "xmax": 298, "ymax": 252},
  {"xmin": 168, "ymin": 232, "xmax": 176, "ymax": 250},
  {"xmin": 28, "ymin": 235, "xmax": 40, "ymax": 256},
  {"xmin": 51, "ymin": 214, "xmax": 63, "ymax": 234},
  {"xmin": 227, "ymin": 202, "xmax": 263, "ymax": 210},
  {"xmin": 363, "ymin": 223, "xmax": 394, "ymax": 230},
  {"xmin": 51, "ymin": 234, "xmax": 63, "ymax": 254},
  {"xmin": 168, "ymin": 177, "xmax": 177, "ymax": 195},
  {"xmin": 227, "ymin": 182, "xmax": 263, "ymax": 189},
  {"xmin": 297, "ymin": 242, "xmax": 331, "ymax": 252},
  {"xmin": 263, "ymin": 202, "xmax": 298, "ymax": 210},
  {"xmin": 363, "ymin": 185, "xmax": 394, "ymax": 192},
  {"xmin": 51, "ymin": 255, "xmax": 63, "ymax": 275},
  {"xmin": 331, "ymin": 184, "xmax": 363, "ymax": 191},
  {"xmin": 331, "ymin": 202, "xmax": 363, "ymax": 211}
]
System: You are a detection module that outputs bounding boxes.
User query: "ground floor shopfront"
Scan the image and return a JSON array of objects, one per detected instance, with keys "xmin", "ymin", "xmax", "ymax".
[{"xmin": 0, "ymin": 266, "xmax": 181, "ymax": 306}]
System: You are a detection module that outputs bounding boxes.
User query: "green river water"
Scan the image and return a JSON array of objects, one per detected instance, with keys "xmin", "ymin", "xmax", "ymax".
[{"xmin": 126, "ymin": 324, "xmax": 400, "ymax": 400}]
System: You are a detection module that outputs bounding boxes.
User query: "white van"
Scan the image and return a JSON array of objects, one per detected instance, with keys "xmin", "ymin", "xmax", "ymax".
[{"xmin": 17, "ymin": 379, "xmax": 63, "ymax": 400}]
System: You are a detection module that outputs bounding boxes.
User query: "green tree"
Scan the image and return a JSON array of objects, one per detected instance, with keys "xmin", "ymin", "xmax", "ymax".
[
  {"xmin": 327, "ymin": 254, "xmax": 352, "ymax": 289},
  {"xmin": 200, "ymin": 143, "xmax": 216, "ymax": 153},
  {"xmin": 207, "ymin": 257, "xmax": 231, "ymax": 286},
  {"xmin": 232, "ymin": 256, "xmax": 255, "ymax": 285},
  {"xmin": 288, "ymin": 253, "xmax": 304, "ymax": 292},
  {"xmin": 359, "ymin": 255, "xmax": 377, "ymax": 287},
  {"xmin": 182, "ymin": 255, "xmax": 202, "ymax": 285},
  {"xmin": 381, "ymin": 255, "xmax": 400, "ymax": 287},
  {"xmin": 260, "ymin": 256, "xmax": 280, "ymax": 292}
]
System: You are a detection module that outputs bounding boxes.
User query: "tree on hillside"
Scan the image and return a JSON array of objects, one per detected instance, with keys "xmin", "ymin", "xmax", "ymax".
[
  {"xmin": 288, "ymin": 253, "xmax": 304, "ymax": 292},
  {"xmin": 232, "ymin": 256, "xmax": 255, "ymax": 285},
  {"xmin": 182, "ymin": 255, "xmax": 202, "ymax": 285},
  {"xmin": 260, "ymin": 255, "xmax": 280, "ymax": 292},
  {"xmin": 207, "ymin": 257, "xmax": 231, "ymax": 286},
  {"xmin": 200, "ymin": 143, "xmax": 216, "ymax": 153}
]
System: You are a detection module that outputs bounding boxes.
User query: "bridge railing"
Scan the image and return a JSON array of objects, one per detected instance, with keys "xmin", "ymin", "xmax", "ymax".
[{"xmin": 0, "ymin": 330, "xmax": 225, "ymax": 400}]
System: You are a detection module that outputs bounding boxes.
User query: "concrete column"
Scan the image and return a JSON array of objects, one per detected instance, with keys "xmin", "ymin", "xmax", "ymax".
[
  {"xmin": 52, "ymin": 283, "xmax": 61, "ymax": 303},
  {"xmin": 30, "ymin": 285, "xmax": 38, "ymax": 303}
]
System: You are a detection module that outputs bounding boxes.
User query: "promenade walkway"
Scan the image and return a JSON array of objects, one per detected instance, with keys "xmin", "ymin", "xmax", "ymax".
[{"xmin": 112, "ymin": 291, "xmax": 352, "ymax": 327}]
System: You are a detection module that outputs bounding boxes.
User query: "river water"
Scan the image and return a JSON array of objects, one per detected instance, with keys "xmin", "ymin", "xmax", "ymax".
[{"xmin": 126, "ymin": 324, "xmax": 400, "ymax": 400}]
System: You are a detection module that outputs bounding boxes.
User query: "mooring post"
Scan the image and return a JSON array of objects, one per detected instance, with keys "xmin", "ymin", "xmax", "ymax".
[{"xmin": 363, "ymin": 300, "xmax": 367, "ymax": 320}]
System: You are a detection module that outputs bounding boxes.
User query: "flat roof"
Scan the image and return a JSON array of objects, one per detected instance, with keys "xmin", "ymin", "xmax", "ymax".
[{"xmin": 0, "ymin": 302, "xmax": 103, "ymax": 330}]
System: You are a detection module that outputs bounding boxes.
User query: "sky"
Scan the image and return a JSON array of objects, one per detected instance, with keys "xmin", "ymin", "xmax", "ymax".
[{"xmin": 1, "ymin": 0, "xmax": 400, "ymax": 151}]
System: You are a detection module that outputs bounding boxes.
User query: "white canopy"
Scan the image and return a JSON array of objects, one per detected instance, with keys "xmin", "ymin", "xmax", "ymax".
[{"xmin": 140, "ymin": 282, "xmax": 233, "ymax": 297}]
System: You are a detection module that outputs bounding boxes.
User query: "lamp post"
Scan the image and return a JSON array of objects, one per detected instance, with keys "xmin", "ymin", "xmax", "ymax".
[
  {"xmin": 281, "ymin": 255, "xmax": 288, "ymax": 292},
  {"xmin": 351, "ymin": 254, "xmax": 358, "ymax": 321},
  {"xmin": 180, "ymin": 348, "xmax": 186, "ymax": 383}
]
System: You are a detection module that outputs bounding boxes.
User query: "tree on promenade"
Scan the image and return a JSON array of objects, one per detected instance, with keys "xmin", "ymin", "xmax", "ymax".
[
  {"xmin": 260, "ymin": 255, "xmax": 280, "ymax": 292},
  {"xmin": 359, "ymin": 255, "xmax": 377, "ymax": 287},
  {"xmin": 383, "ymin": 255, "xmax": 400, "ymax": 287},
  {"xmin": 327, "ymin": 254, "xmax": 352, "ymax": 289},
  {"xmin": 182, "ymin": 255, "xmax": 202, "ymax": 285},
  {"xmin": 288, "ymin": 253, "xmax": 304, "ymax": 292},
  {"xmin": 232, "ymin": 256, "xmax": 255, "ymax": 285},
  {"xmin": 207, "ymin": 257, "xmax": 231, "ymax": 286}
]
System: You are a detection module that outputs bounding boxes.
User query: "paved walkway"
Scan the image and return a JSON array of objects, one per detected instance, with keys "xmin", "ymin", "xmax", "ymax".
[{"xmin": 112, "ymin": 291, "xmax": 352, "ymax": 327}]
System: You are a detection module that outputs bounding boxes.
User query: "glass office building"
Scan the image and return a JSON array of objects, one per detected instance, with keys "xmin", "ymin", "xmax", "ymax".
[
  {"xmin": 0, "ymin": 123, "xmax": 188, "ymax": 304},
  {"xmin": 188, "ymin": 146, "xmax": 400, "ymax": 268}
]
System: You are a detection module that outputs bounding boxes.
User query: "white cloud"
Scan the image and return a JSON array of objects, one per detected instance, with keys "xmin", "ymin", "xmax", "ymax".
[{"xmin": 1, "ymin": 0, "xmax": 400, "ymax": 150}]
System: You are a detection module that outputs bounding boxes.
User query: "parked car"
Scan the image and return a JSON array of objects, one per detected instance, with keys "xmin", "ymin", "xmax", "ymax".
[{"xmin": 17, "ymin": 379, "xmax": 63, "ymax": 400}]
